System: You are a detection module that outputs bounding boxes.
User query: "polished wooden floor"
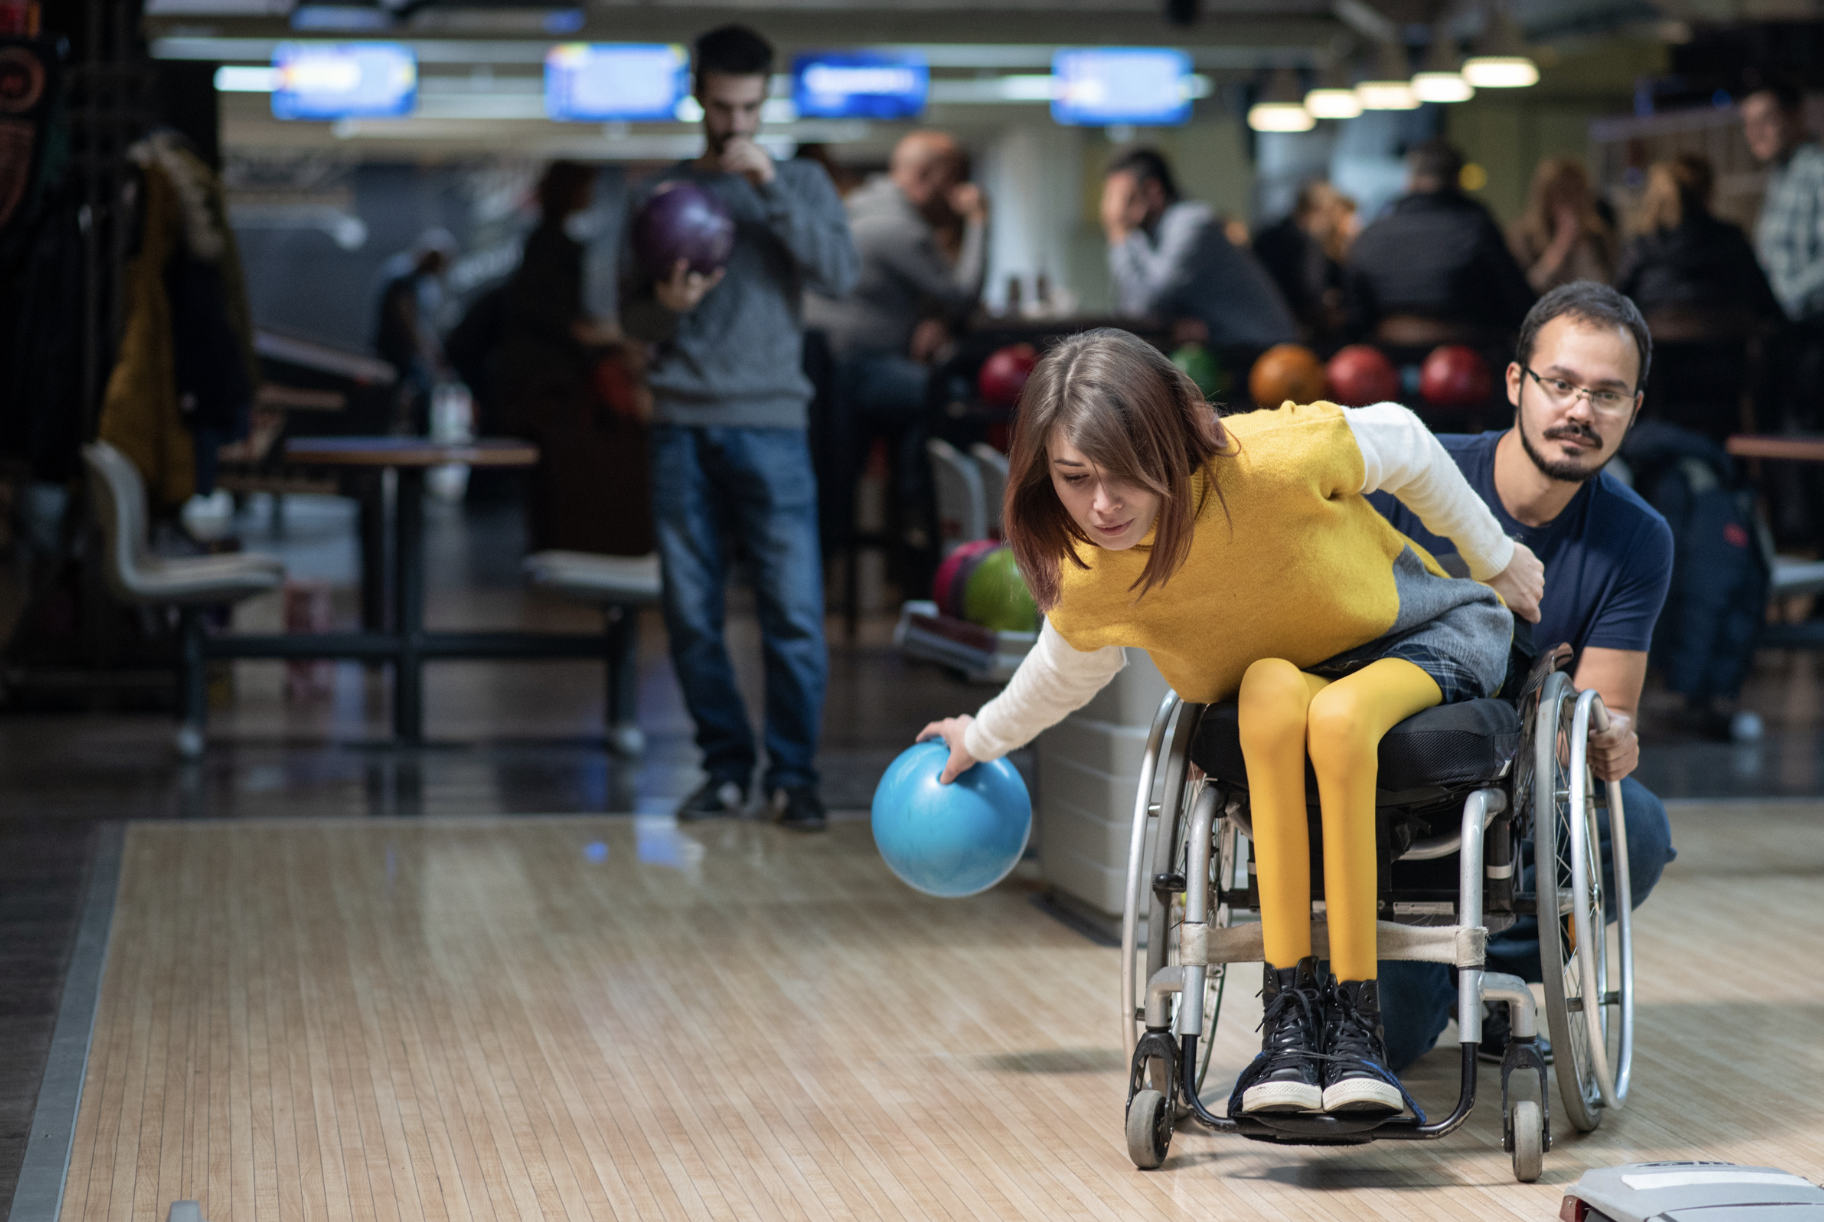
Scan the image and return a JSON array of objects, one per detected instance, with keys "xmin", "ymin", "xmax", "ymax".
[{"xmin": 55, "ymin": 803, "xmax": 1824, "ymax": 1222}]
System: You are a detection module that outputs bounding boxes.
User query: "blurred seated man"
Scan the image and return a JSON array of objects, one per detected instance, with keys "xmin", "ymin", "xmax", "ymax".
[
  {"xmin": 1617, "ymin": 153, "xmax": 1782, "ymax": 444},
  {"xmin": 1344, "ymin": 139, "xmax": 1535, "ymax": 347},
  {"xmin": 805, "ymin": 129, "xmax": 988, "ymax": 557},
  {"xmin": 1371, "ymin": 282, "xmax": 1677, "ymax": 1069},
  {"xmin": 1100, "ymin": 146, "xmax": 1296, "ymax": 356},
  {"xmin": 1253, "ymin": 180, "xmax": 1353, "ymax": 343}
]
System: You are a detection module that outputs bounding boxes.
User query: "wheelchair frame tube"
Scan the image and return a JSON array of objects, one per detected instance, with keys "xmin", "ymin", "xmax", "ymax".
[
  {"xmin": 1123, "ymin": 691, "xmax": 1180, "ymax": 1057},
  {"xmin": 1455, "ymin": 787, "xmax": 1506, "ymax": 1048},
  {"xmin": 1174, "ymin": 786, "xmax": 1222, "ymax": 1039}
]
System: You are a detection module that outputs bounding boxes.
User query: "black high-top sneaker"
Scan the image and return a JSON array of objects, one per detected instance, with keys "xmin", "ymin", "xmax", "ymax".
[
  {"xmin": 1321, "ymin": 977, "xmax": 1404, "ymax": 1114},
  {"xmin": 1230, "ymin": 956, "xmax": 1325, "ymax": 1115}
]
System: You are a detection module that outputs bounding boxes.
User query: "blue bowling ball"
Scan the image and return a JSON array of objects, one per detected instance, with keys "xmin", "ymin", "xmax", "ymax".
[{"xmin": 871, "ymin": 740, "xmax": 1032, "ymax": 898}]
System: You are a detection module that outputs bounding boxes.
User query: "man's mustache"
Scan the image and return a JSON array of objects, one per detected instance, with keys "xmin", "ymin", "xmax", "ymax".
[{"xmin": 1543, "ymin": 423, "xmax": 1601, "ymax": 447}]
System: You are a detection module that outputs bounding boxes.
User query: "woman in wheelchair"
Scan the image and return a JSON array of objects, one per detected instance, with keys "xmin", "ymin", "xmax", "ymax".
[{"xmin": 918, "ymin": 329, "xmax": 1544, "ymax": 1119}]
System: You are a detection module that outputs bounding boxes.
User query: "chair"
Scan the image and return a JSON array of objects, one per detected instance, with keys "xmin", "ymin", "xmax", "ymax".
[
  {"xmin": 928, "ymin": 438, "xmax": 987, "ymax": 552},
  {"xmin": 82, "ymin": 441, "xmax": 286, "ymax": 758},
  {"xmin": 522, "ymin": 550, "xmax": 662, "ymax": 756},
  {"xmin": 969, "ymin": 443, "xmax": 1009, "ymax": 538}
]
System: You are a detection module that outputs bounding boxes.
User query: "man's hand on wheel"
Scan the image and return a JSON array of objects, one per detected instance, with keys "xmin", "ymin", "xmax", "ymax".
[
  {"xmin": 1487, "ymin": 541, "xmax": 1545, "ymax": 624},
  {"xmin": 1586, "ymin": 709, "xmax": 1638, "ymax": 782},
  {"xmin": 916, "ymin": 715, "xmax": 979, "ymax": 784}
]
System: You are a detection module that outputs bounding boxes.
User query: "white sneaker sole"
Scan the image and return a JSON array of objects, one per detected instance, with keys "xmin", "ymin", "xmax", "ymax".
[
  {"xmin": 1322, "ymin": 1079, "xmax": 1403, "ymax": 1114},
  {"xmin": 1240, "ymin": 1082, "xmax": 1323, "ymax": 1114}
]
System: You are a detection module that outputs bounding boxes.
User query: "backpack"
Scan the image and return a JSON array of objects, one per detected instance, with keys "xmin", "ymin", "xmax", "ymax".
[{"xmin": 1621, "ymin": 421, "xmax": 1769, "ymax": 705}]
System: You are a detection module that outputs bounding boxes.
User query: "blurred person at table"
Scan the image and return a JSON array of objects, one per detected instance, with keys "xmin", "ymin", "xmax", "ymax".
[
  {"xmin": 1101, "ymin": 145, "xmax": 1296, "ymax": 356},
  {"xmin": 1617, "ymin": 153, "xmax": 1781, "ymax": 445},
  {"xmin": 1744, "ymin": 78, "xmax": 1824, "ymax": 542},
  {"xmin": 620, "ymin": 24, "xmax": 860, "ymax": 832},
  {"xmin": 805, "ymin": 129, "xmax": 988, "ymax": 571},
  {"xmin": 1344, "ymin": 139, "xmax": 1535, "ymax": 347},
  {"xmin": 1253, "ymin": 180, "xmax": 1355, "ymax": 343},
  {"xmin": 373, "ymin": 227, "xmax": 456, "ymax": 433},
  {"xmin": 1508, "ymin": 157, "xmax": 1619, "ymax": 294},
  {"xmin": 499, "ymin": 162, "xmax": 609, "ymax": 432}
]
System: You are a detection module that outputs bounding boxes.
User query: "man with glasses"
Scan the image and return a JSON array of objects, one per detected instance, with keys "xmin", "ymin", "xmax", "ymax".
[{"xmin": 1372, "ymin": 281, "xmax": 1678, "ymax": 1068}]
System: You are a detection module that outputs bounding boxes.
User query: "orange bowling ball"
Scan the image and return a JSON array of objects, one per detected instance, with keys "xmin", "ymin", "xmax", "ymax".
[
  {"xmin": 1325, "ymin": 344, "xmax": 1400, "ymax": 407},
  {"xmin": 1419, "ymin": 344, "xmax": 1494, "ymax": 407},
  {"xmin": 1248, "ymin": 343, "xmax": 1328, "ymax": 407}
]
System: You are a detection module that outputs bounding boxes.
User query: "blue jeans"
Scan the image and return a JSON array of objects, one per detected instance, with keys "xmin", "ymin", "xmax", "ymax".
[
  {"xmin": 1378, "ymin": 775, "xmax": 1676, "ymax": 1071},
  {"xmin": 652, "ymin": 425, "xmax": 827, "ymax": 792}
]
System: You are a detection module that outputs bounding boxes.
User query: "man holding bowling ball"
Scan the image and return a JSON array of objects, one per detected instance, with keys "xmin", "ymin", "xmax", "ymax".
[{"xmin": 621, "ymin": 24, "xmax": 860, "ymax": 831}]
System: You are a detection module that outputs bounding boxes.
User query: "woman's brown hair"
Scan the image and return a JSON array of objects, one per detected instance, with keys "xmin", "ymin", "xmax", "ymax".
[
  {"xmin": 1640, "ymin": 153, "xmax": 1715, "ymax": 234},
  {"xmin": 1002, "ymin": 328, "xmax": 1230, "ymax": 611}
]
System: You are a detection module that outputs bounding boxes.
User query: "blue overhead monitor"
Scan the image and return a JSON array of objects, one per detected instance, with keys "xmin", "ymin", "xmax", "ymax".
[
  {"xmin": 271, "ymin": 42, "xmax": 416, "ymax": 120},
  {"xmin": 793, "ymin": 51, "xmax": 927, "ymax": 120},
  {"xmin": 545, "ymin": 43, "xmax": 690, "ymax": 122},
  {"xmin": 1051, "ymin": 47, "xmax": 1192, "ymax": 126}
]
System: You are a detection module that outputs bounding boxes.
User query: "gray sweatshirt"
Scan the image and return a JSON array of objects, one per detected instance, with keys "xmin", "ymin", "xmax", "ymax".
[
  {"xmin": 803, "ymin": 173, "xmax": 987, "ymax": 358},
  {"xmin": 621, "ymin": 158, "xmax": 859, "ymax": 429},
  {"xmin": 1109, "ymin": 199, "xmax": 1297, "ymax": 348}
]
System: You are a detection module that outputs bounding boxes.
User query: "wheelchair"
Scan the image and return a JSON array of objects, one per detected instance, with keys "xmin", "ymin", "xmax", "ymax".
[{"xmin": 1119, "ymin": 648, "xmax": 1635, "ymax": 1183}]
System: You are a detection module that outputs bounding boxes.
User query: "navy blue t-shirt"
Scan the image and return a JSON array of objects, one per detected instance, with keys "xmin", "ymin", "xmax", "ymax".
[{"xmin": 1372, "ymin": 431, "xmax": 1674, "ymax": 658}]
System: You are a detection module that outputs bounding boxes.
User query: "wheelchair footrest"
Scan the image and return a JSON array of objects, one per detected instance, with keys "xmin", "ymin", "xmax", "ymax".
[{"xmin": 1233, "ymin": 1113, "xmax": 1386, "ymax": 1146}]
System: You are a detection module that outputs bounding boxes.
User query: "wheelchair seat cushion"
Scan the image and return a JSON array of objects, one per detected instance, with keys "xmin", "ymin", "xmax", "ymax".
[{"xmin": 1189, "ymin": 698, "xmax": 1521, "ymax": 807}]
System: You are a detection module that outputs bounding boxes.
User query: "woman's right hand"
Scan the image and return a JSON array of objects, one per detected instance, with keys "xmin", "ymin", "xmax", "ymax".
[
  {"xmin": 1487, "ymin": 541, "xmax": 1545, "ymax": 624},
  {"xmin": 917, "ymin": 715, "xmax": 979, "ymax": 784}
]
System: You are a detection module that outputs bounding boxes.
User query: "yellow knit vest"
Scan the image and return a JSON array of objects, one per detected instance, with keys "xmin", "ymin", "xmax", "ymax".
[{"xmin": 1046, "ymin": 401, "xmax": 1446, "ymax": 703}]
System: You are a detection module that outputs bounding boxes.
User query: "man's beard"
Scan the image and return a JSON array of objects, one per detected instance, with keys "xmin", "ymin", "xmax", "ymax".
[{"xmin": 1519, "ymin": 413, "xmax": 1611, "ymax": 483}]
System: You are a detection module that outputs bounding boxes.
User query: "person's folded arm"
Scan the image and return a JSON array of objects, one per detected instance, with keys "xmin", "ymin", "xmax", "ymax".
[
  {"xmin": 962, "ymin": 619, "xmax": 1127, "ymax": 762},
  {"xmin": 1345, "ymin": 401, "xmax": 1515, "ymax": 580}
]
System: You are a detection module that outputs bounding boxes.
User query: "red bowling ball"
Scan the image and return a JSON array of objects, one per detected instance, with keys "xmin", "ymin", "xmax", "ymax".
[
  {"xmin": 1326, "ymin": 344, "xmax": 1400, "ymax": 407},
  {"xmin": 977, "ymin": 343, "xmax": 1038, "ymax": 409},
  {"xmin": 1420, "ymin": 345, "xmax": 1494, "ymax": 407}
]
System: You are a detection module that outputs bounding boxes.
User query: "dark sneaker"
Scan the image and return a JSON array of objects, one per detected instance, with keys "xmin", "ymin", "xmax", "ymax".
[
  {"xmin": 1478, "ymin": 1001, "xmax": 1554, "ymax": 1065},
  {"xmin": 1232, "ymin": 957, "xmax": 1325, "ymax": 1115},
  {"xmin": 677, "ymin": 777, "xmax": 747, "ymax": 821},
  {"xmin": 1321, "ymin": 978, "xmax": 1404, "ymax": 1114},
  {"xmin": 771, "ymin": 785, "xmax": 828, "ymax": 833}
]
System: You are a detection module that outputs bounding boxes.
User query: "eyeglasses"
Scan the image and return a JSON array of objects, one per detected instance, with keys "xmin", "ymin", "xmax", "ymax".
[{"xmin": 1521, "ymin": 366, "xmax": 1638, "ymax": 417}]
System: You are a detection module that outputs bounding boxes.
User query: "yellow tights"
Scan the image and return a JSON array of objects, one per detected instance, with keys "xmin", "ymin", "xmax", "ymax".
[{"xmin": 1236, "ymin": 657, "xmax": 1442, "ymax": 981}]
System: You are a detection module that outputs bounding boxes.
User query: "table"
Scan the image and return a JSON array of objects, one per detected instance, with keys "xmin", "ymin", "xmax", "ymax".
[
  {"xmin": 1725, "ymin": 434, "xmax": 1824, "ymax": 463},
  {"xmin": 201, "ymin": 437, "xmax": 619, "ymax": 744},
  {"xmin": 1726, "ymin": 434, "xmax": 1824, "ymax": 649}
]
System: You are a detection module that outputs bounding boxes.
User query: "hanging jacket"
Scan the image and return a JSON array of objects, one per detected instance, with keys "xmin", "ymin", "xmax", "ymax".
[{"xmin": 97, "ymin": 131, "xmax": 256, "ymax": 507}]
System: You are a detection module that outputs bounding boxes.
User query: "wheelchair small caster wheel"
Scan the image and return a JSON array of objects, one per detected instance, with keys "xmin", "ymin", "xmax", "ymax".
[
  {"xmin": 1125, "ymin": 1088, "xmax": 1171, "ymax": 1170},
  {"xmin": 1509, "ymin": 1099, "xmax": 1543, "ymax": 1183}
]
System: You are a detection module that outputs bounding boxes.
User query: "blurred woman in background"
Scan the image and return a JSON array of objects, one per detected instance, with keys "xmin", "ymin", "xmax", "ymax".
[{"xmin": 1509, "ymin": 156, "xmax": 1619, "ymax": 292}]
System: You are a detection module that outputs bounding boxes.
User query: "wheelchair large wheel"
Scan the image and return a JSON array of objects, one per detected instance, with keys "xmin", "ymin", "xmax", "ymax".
[{"xmin": 1531, "ymin": 671, "xmax": 1632, "ymax": 1132}]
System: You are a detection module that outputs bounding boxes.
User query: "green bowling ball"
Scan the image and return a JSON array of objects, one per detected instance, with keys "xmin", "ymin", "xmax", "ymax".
[
  {"xmin": 962, "ymin": 546, "xmax": 1040, "ymax": 633},
  {"xmin": 1172, "ymin": 342, "xmax": 1227, "ymax": 401}
]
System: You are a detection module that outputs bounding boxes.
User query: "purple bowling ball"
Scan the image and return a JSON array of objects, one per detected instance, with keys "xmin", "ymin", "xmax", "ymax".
[{"xmin": 632, "ymin": 180, "xmax": 736, "ymax": 278}]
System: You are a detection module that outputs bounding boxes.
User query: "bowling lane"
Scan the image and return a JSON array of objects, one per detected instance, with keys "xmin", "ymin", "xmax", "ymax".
[{"xmin": 54, "ymin": 810, "xmax": 1824, "ymax": 1222}]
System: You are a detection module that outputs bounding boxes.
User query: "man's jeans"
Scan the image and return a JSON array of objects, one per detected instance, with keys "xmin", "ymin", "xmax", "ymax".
[
  {"xmin": 653, "ymin": 425, "xmax": 826, "ymax": 793},
  {"xmin": 1378, "ymin": 775, "xmax": 1676, "ymax": 1071}
]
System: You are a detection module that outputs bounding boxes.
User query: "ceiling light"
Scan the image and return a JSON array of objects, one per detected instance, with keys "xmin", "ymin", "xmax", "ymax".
[
  {"xmin": 1303, "ymin": 59, "xmax": 1361, "ymax": 119},
  {"xmin": 1356, "ymin": 40, "xmax": 1418, "ymax": 110},
  {"xmin": 1248, "ymin": 67, "xmax": 1313, "ymax": 132},
  {"xmin": 1463, "ymin": 2, "xmax": 1538, "ymax": 88},
  {"xmin": 1411, "ymin": 21, "xmax": 1473, "ymax": 103}
]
